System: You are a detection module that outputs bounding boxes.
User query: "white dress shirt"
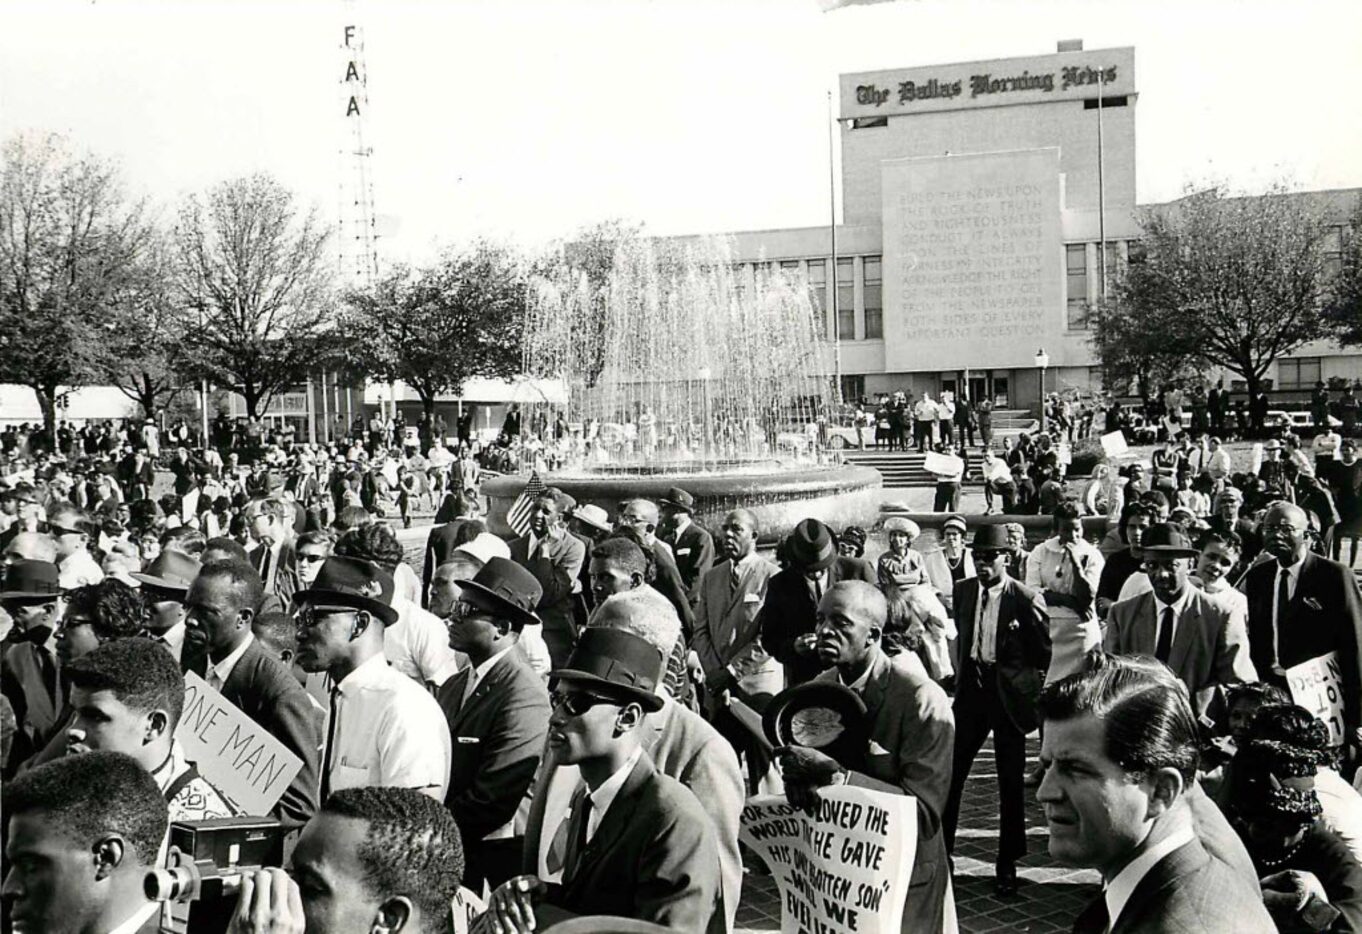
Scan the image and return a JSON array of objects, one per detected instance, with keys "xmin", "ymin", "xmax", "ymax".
[
  {"xmin": 1104, "ymin": 823, "xmax": 1195, "ymax": 929},
  {"xmin": 972, "ymin": 579, "xmax": 1005, "ymax": 664},
  {"xmin": 384, "ymin": 596, "xmax": 461, "ymax": 686},
  {"xmin": 1272, "ymin": 555, "xmax": 1307, "ymax": 634},
  {"xmin": 1152, "ymin": 587, "xmax": 1194, "ymax": 650},
  {"xmin": 206, "ymin": 633, "xmax": 255, "ymax": 691},
  {"xmin": 463, "ymin": 645, "xmax": 515, "ymax": 704},
  {"xmin": 104, "ymin": 902, "xmax": 159, "ymax": 934},
  {"xmin": 584, "ymin": 746, "xmax": 644, "ymax": 842},
  {"xmin": 325, "ymin": 653, "xmax": 453, "ymax": 800}
]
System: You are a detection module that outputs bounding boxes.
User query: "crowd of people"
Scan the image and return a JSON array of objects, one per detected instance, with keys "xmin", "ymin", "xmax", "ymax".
[{"xmin": 5, "ymin": 398, "xmax": 1362, "ymax": 933}]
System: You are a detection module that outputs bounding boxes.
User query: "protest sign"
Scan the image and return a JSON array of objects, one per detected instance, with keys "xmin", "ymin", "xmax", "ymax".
[
  {"xmin": 175, "ymin": 671, "xmax": 303, "ymax": 815},
  {"xmin": 1287, "ymin": 652, "xmax": 1346, "ymax": 746},
  {"xmin": 740, "ymin": 788, "xmax": 917, "ymax": 934},
  {"xmin": 922, "ymin": 452, "xmax": 963, "ymax": 477},
  {"xmin": 452, "ymin": 887, "xmax": 486, "ymax": 934},
  {"xmin": 1250, "ymin": 443, "xmax": 1264, "ymax": 476},
  {"xmin": 1100, "ymin": 431, "xmax": 1130, "ymax": 459},
  {"xmin": 1057, "ymin": 443, "xmax": 1073, "ymax": 469}
]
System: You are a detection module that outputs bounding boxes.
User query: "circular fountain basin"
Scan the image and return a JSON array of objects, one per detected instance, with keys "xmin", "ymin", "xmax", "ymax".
[{"xmin": 482, "ymin": 464, "xmax": 883, "ymax": 543}]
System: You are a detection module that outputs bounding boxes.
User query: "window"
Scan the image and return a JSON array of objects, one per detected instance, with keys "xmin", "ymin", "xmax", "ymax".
[
  {"xmin": 1324, "ymin": 225, "xmax": 1347, "ymax": 282},
  {"xmin": 1094, "ymin": 241, "xmax": 1121, "ymax": 302},
  {"xmin": 852, "ymin": 116, "xmax": 888, "ymax": 129},
  {"xmin": 1278, "ymin": 357, "xmax": 1322, "ymax": 390},
  {"xmin": 863, "ymin": 256, "xmax": 883, "ymax": 340},
  {"xmin": 807, "ymin": 259, "xmax": 827, "ymax": 332},
  {"xmin": 840, "ymin": 375, "xmax": 866, "ymax": 403},
  {"xmin": 1083, "ymin": 96, "xmax": 1128, "ymax": 109},
  {"xmin": 836, "ymin": 258, "xmax": 855, "ymax": 341},
  {"xmin": 1066, "ymin": 244, "xmax": 1089, "ymax": 330}
]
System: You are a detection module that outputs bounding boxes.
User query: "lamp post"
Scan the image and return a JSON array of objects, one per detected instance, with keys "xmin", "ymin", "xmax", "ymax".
[{"xmin": 1035, "ymin": 348, "xmax": 1050, "ymax": 435}]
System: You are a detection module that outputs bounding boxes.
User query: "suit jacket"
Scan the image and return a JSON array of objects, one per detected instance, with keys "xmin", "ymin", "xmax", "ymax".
[
  {"xmin": 1105, "ymin": 589, "xmax": 1257, "ymax": 722},
  {"xmin": 436, "ymin": 647, "xmax": 550, "ymax": 843},
  {"xmin": 552, "ymin": 753, "xmax": 724, "ymax": 934},
  {"xmin": 0, "ymin": 642, "xmax": 63, "ymax": 773},
  {"xmin": 1102, "ymin": 835, "xmax": 1274, "ymax": 934},
  {"xmin": 249, "ymin": 539, "xmax": 301, "ymax": 604},
  {"xmin": 650, "ymin": 539, "xmax": 696, "ymax": 641},
  {"xmin": 1244, "ymin": 551, "xmax": 1362, "ymax": 733},
  {"xmin": 759, "ymin": 556, "xmax": 877, "ymax": 686},
  {"xmin": 219, "ymin": 640, "xmax": 322, "ymax": 828},
  {"xmin": 510, "ymin": 532, "xmax": 587, "ymax": 637},
  {"xmin": 668, "ymin": 521, "xmax": 715, "ymax": 605},
  {"xmin": 952, "ymin": 575, "xmax": 1051, "ymax": 733},
  {"xmin": 814, "ymin": 650, "xmax": 954, "ymax": 934},
  {"xmin": 692, "ymin": 555, "xmax": 781, "ymax": 697}
]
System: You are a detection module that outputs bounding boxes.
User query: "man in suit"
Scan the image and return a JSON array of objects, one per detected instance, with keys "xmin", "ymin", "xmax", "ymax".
[
  {"xmin": 246, "ymin": 496, "xmax": 301, "ymax": 603},
  {"xmin": 777, "ymin": 581, "xmax": 955, "ymax": 934},
  {"xmin": 660, "ymin": 486, "xmax": 715, "ymax": 608},
  {"xmin": 130, "ymin": 549, "xmax": 201, "ymax": 668},
  {"xmin": 616, "ymin": 499, "xmax": 694, "ymax": 639},
  {"xmin": 509, "ymin": 488, "xmax": 587, "ymax": 669},
  {"xmin": 184, "ymin": 559, "xmax": 321, "ymax": 829},
  {"xmin": 759, "ymin": 517, "xmax": 876, "ymax": 686},
  {"xmin": 691, "ymin": 508, "xmax": 781, "ymax": 795},
  {"xmin": 4, "ymin": 752, "xmax": 170, "ymax": 934},
  {"xmin": 1, "ymin": 559, "xmax": 65, "ymax": 772},
  {"xmin": 437, "ymin": 557, "xmax": 550, "ymax": 891},
  {"xmin": 943, "ymin": 524, "xmax": 1050, "ymax": 895},
  {"xmin": 1244, "ymin": 500, "xmax": 1362, "ymax": 753},
  {"xmin": 1106, "ymin": 522, "xmax": 1257, "ymax": 723},
  {"xmin": 1039, "ymin": 655, "xmax": 1274, "ymax": 933},
  {"xmin": 488, "ymin": 627, "xmax": 723, "ymax": 932}
]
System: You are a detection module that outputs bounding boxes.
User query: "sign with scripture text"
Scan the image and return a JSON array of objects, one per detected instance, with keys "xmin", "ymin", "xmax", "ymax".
[
  {"xmin": 740, "ymin": 788, "xmax": 917, "ymax": 934},
  {"xmin": 176, "ymin": 672, "xmax": 303, "ymax": 816},
  {"xmin": 1287, "ymin": 652, "xmax": 1345, "ymax": 747}
]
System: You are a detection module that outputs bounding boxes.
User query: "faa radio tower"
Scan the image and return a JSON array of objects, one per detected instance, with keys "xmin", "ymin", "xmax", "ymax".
[{"xmin": 339, "ymin": 20, "xmax": 380, "ymax": 288}]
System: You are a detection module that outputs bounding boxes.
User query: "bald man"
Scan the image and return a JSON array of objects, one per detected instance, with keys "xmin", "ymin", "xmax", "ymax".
[{"xmin": 1244, "ymin": 501, "xmax": 1362, "ymax": 754}]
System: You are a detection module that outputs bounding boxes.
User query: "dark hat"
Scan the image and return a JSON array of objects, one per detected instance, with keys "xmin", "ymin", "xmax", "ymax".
[
  {"xmin": 0, "ymin": 560, "xmax": 62, "ymax": 602},
  {"xmin": 130, "ymin": 550, "xmax": 202, "ymax": 594},
  {"xmin": 660, "ymin": 487, "xmax": 696, "ymax": 513},
  {"xmin": 971, "ymin": 524, "xmax": 1015, "ymax": 553},
  {"xmin": 763, "ymin": 681, "xmax": 868, "ymax": 773},
  {"xmin": 1136, "ymin": 522, "xmax": 1199, "ymax": 559},
  {"xmin": 456, "ymin": 557, "xmax": 543, "ymax": 631},
  {"xmin": 787, "ymin": 518, "xmax": 837, "ymax": 572},
  {"xmin": 292, "ymin": 556, "xmax": 398, "ymax": 625},
  {"xmin": 551, "ymin": 627, "xmax": 665, "ymax": 713}
]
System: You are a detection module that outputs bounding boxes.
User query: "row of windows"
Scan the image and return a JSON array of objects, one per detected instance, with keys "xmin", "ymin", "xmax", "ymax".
[{"xmin": 737, "ymin": 255, "xmax": 885, "ymax": 342}]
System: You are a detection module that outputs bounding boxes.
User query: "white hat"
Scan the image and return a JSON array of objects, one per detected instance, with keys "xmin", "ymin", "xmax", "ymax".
[{"xmin": 455, "ymin": 532, "xmax": 511, "ymax": 566}]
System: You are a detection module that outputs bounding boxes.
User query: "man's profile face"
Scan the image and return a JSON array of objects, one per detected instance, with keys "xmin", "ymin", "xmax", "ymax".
[
  {"xmin": 184, "ymin": 576, "xmax": 246, "ymax": 655},
  {"xmin": 1037, "ymin": 713, "xmax": 1154, "ymax": 875},
  {"xmin": 589, "ymin": 557, "xmax": 638, "ymax": 606},
  {"xmin": 814, "ymin": 590, "xmax": 877, "ymax": 668},
  {"xmin": 2, "ymin": 812, "xmax": 101, "ymax": 934},
  {"xmin": 289, "ymin": 814, "xmax": 384, "ymax": 934},
  {"xmin": 67, "ymin": 688, "xmax": 152, "ymax": 759}
]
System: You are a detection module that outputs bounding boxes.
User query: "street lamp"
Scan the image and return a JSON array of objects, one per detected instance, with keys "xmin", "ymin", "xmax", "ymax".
[{"xmin": 1034, "ymin": 348, "xmax": 1050, "ymax": 434}]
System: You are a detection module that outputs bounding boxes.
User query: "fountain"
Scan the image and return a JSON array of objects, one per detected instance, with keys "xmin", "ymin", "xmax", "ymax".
[{"xmin": 481, "ymin": 233, "xmax": 881, "ymax": 541}]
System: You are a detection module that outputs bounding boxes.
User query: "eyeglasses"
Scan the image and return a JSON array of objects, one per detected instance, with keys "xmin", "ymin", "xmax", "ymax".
[
  {"xmin": 293, "ymin": 605, "xmax": 357, "ymax": 630},
  {"xmin": 297, "ymin": 553, "xmax": 328, "ymax": 564},
  {"xmin": 550, "ymin": 690, "xmax": 621, "ymax": 717},
  {"xmin": 50, "ymin": 525, "xmax": 83, "ymax": 537},
  {"xmin": 975, "ymin": 550, "xmax": 1009, "ymax": 562},
  {"xmin": 449, "ymin": 599, "xmax": 494, "ymax": 622}
]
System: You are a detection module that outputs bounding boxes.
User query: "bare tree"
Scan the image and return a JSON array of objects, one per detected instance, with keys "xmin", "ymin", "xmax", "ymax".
[{"xmin": 173, "ymin": 173, "xmax": 334, "ymax": 419}]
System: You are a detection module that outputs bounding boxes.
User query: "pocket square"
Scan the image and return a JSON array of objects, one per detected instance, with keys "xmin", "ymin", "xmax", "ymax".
[
  {"xmin": 868, "ymin": 739, "xmax": 890, "ymax": 756},
  {"xmin": 1304, "ymin": 597, "xmax": 1323, "ymax": 611}
]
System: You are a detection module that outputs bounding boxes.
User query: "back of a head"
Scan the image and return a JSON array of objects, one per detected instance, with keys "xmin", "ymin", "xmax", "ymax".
[
  {"xmin": 334, "ymin": 523, "xmax": 405, "ymax": 573},
  {"xmin": 1039, "ymin": 653, "xmax": 1199, "ymax": 783},
  {"xmin": 202, "ymin": 536, "xmax": 250, "ymax": 564},
  {"xmin": 68, "ymin": 637, "xmax": 186, "ymax": 730},
  {"xmin": 4, "ymin": 751, "xmax": 168, "ymax": 870},
  {"xmin": 161, "ymin": 525, "xmax": 207, "ymax": 557},
  {"xmin": 252, "ymin": 610, "xmax": 299, "ymax": 660},
  {"xmin": 591, "ymin": 536, "xmax": 649, "ymax": 578},
  {"xmin": 589, "ymin": 588, "xmax": 682, "ymax": 661},
  {"xmin": 333, "ymin": 505, "xmax": 373, "ymax": 534},
  {"xmin": 321, "ymin": 787, "xmax": 465, "ymax": 932},
  {"xmin": 62, "ymin": 579, "xmax": 148, "ymax": 641}
]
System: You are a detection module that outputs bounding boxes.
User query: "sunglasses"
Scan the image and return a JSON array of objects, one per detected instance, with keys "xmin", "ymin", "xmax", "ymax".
[
  {"xmin": 550, "ymin": 690, "xmax": 621, "ymax": 717},
  {"xmin": 293, "ymin": 605, "xmax": 358, "ymax": 630},
  {"xmin": 297, "ymin": 553, "xmax": 328, "ymax": 564}
]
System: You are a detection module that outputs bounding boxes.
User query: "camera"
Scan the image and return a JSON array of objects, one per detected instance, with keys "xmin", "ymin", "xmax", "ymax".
[{"xmin": 145, "ymin": 817, "xmax": 284, "ymax": 934}]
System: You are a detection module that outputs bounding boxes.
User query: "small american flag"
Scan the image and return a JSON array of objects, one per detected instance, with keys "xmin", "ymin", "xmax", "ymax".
[{"xmin": 505, "ymin": 469, "xmax": 546, "ymax": 537}]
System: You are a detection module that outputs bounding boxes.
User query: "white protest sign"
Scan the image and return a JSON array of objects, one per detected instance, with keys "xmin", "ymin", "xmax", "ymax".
[
  {"xmin": 1250, "ymin": 443, "xmax": 1264, "ymax": 476},
  {"xmin": 1100, "ymin": 431, "xmax": 1130, "ymax": 459},
  {"xmin": 1286, "ymin": 652, "xmax": 1346, "ymax": 746},
  {"xmin": 1057, "ymin": 443, "xmax": 1073, "ymax": 467},
  {"xmin": 176, "ymin": 671, "xmax": 304, "ymax": 815},
  {"xmin": 922, "ymin": 452, "xmax": 963, "ymax": 477},
  {"xmin": 740, "ymin": 787, "xmax": 917, "ymax": 934},
  {"xmin": 451, "ymin": 887, "xmax": 486, "ymax": 934}
]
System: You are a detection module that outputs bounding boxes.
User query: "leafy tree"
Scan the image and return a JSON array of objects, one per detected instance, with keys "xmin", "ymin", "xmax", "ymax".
[
  {"xmin": 173, "ymin": 173, "xmax": 333, "ymax": 419},
  {"xmin": 0, "ymin": 133, "xmax": 151, "ymax": 438},
  {"xmin": 1324, "ymin": 194, "xmax": 1362, "ymax": 347},
  {"xmin": 1088, "ymin": 295, "xmax": 1198, "ymax": 403},
  {"xmin": 340, "ymin": 240, "xmax": 528, "ymax": 417},
  {"xmin": 1105, "ymin": 182, "xmax": 1335, "ymax": 401}
]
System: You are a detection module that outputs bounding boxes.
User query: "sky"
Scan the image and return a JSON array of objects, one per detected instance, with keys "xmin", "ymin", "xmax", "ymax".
[{"xmin": 2, "ymin": 0, "xmax": 1360, "ymax": 267}]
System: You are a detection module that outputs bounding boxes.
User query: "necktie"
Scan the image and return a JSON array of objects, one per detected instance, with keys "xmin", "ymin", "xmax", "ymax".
[
  {"xmin": 1155, "ymin": 605, "xmax": 1174, "ymax": 663},
  {"xmin": 545, "ymin": 784, "xmax": 585, "ymax": 876},
  {"xmin": 1275, "ymin": 568, "xmax": 1291, "ymax": 667},
  {"xmin": 1073, "ymin": 893, "xmax": 1110, "ymax": 934},
  {"xmin": 206, "ymin": 668, "xmax": 224, "ymax": 692},
  {"xmin": 564, "ymin": 790, "xmax": 593, "ymax": 880},
  {"xmin": 462, "ymin": 668, "xmax": 479, "ymax": 707},
  {"xmin": 320, "ymin": 687, "xmax": 340, "ymax": 802},
  {"xmin": 973, "ymin": 588, "xmax": 990, "ymax": 662}
]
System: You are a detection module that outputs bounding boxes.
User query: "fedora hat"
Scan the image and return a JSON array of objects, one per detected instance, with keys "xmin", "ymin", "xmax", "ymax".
[
  {"xmin": 659, "ymin": 487, "xmax": 696, "ymax": 514},
  {"xmin": 763, "ymin": 681, "xmax": 868, "ymax": 773},
  {"xmin": 570, "ymin": 504, "xmax": 613, "ymax": 535},
  {"xmin": 971, "ymin": 524, "xmax": 1015, "ymax": 553},
  {"xmin": 130, "ymin": 550, "xmax": 202, "ymax": 594},
  {"xmin": 0, "ymin": 560, "xmax": 62, "ymax": 602},
  {"xmin": 551, "ymin": 627, "xmax": 665, "ymax": 713},
  {"xmin": 1136, "ymin": 522, "xmax": 1199, "ymax": 559},
  {"xmin": 787, "ymin": 518, "xmax": 837, "ymax": 572},
  {"xmin": 456, "ymin": 557, "xmax": 543, "ymax": 630},
  {"xmin": 292, "ymin": 556, "xmax": 398, "ymax": 625}
]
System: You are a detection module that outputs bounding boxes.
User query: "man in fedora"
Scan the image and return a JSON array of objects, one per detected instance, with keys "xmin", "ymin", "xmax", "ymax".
[
  {"xmin": 760, "ymin": 517, "xmax": 875, "ymax": 686},
  {"xmin": 294, "ymin": 556, "xmax": 451, "ymax": 802},
  {"xmin": 1104, "ymin": 522, "xmax": 1256, "ymax": 722},
  {"xmin": 436, "ymin": 556, "xmax": 551, "ymax": 891},
  {"xmin": 568, "ymin": 503, "xmax": 613, "ymax": 628},
  {"xmin": 660, "ymin": 486, "xmax": 714, "ymax": 608},
  {"xmin": 509, "ymin": 487, "xmax": 587, "ymax": 670},
  {"xmin": 943, "ymin": 524, "xmax": 1051, "ymax": 896},
  {"xmin": 0, "ymin": 559, "xmax": 66, "ymax": 772},
  {"xmin": 488, "ymin": 627, "xmax": 723, "ymax": 932},
  {"xmin": 130, "ymin": 549, "xmax": 202, "ymax": 669}
]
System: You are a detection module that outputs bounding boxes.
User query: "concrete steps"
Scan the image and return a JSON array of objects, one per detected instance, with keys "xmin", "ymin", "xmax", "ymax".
[{"xmin": 841, "ymin": 450, "xmax": 986, "ymax": 489}]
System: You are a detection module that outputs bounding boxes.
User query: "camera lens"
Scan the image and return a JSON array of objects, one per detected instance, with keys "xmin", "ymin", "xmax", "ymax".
[{"xmin": 145, "ymin": 866, "xmax": 192, "ymax": 902}]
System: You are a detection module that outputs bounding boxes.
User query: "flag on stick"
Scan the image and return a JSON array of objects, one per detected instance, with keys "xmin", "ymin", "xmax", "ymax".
[{"xmin": 505, "ymin": 469, "xmax": 546, "ymax": 536}]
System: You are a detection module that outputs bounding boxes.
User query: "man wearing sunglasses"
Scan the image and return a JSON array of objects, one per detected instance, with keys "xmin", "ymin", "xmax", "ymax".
[
  {"xmin": 47, "ymin": 503, "xmax": 103, "ymax": 590},
  {"xmin": 489, "ymin": 626, "xmax": 722, "ymax": 933},
  {"xmin": 437, "ymin": 557, "xmax": 550, "ymax": 892}
]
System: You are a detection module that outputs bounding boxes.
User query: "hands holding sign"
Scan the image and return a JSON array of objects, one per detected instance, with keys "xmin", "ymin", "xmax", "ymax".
[{"xmin": 775, "ymin": 745, "xmax": 847, "ymax": 815}]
